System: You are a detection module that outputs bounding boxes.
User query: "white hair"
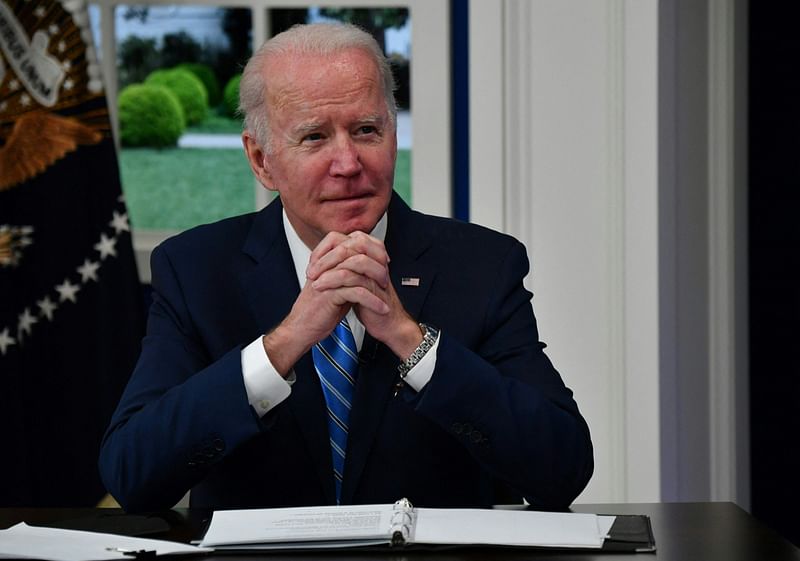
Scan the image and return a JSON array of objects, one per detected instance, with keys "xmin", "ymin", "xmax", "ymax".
[{"xmin": 239, "ymin": 23, "xmax": 398, "ymax": 150}]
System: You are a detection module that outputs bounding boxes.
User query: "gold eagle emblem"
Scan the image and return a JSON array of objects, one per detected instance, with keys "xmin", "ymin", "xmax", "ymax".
[{"xmin": 0, "ymin": 111, "xmax": 102, "ymax": 191}]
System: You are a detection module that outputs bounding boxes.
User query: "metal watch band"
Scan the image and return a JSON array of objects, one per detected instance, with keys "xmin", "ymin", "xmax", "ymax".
[{"xmin": 397, "ymin": 323, "xmax": 439, "ymax": 378}]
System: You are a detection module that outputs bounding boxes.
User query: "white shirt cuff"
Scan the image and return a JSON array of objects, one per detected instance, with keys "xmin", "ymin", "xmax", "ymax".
[
  {"xmin": 241, "ymin": 336, "xmax": 293, "ymax": 416},
  {"xmin": 401, "ymin": 331, "xmax": 440, "ymax": 392}
]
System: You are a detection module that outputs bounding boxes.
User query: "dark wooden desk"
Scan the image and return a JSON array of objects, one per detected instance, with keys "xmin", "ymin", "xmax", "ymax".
[{"xmin": 2, "ymin": 502, "xmax": 799, "ymax": 560}]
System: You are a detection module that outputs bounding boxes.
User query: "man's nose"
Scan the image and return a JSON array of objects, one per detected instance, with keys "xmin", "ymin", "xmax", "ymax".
[{"xmin": 329, "ymin": 137, "xmax": 363, "ymax": 177}]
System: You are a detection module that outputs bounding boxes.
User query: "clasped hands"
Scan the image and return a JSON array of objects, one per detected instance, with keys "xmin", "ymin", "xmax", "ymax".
[{"xmin": 263, "ymin": 231, "xmax": 423, "ymax": 377}]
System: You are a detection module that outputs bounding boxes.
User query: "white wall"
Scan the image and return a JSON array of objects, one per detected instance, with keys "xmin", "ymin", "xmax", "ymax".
[
  {"xmin": 471, "ymin": 0, "xmax": 660, "ymax": 503},
  {"xmin": 469, "ymin": 0, "xmax": 747, "ymax": 506}
]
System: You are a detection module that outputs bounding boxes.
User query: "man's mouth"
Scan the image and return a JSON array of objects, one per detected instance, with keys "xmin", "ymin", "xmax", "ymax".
[{"xmin": 324, "ymin": 192, "xmax": 372, "ymax": 202}]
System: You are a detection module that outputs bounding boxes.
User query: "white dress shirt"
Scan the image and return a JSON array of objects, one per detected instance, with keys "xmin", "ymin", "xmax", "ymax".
[{"xmin": 241, "ymin": 210, "xmax": 439, "ymax": 417}]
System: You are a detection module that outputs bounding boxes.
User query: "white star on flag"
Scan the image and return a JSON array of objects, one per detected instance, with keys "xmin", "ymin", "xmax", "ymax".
[
  {"xmin": 55, "ymin": 279, "xmax": 80, "ymax": 303},
  {"xmin": 37, "ymin": 296, "xmax": 57, "ymax": 321},
  {"xmin": 77, "ymin": 258, "xmax": 101, "ymax": 282},
  {"xmin": 17, "ymin": 308, "xmax": 38, "ymax": 339},
  {"xmin": 33, "ymin": 5, "xmax": 45, "ymax": 17},
  {"xmin": 20, "ymin": 94, "xmax": 31, "ymax": 107},
  {"xmin": 0, "ymin": 328, "xmax": 16, "ymax": 355},
  {"xmin": 109, "ymin": 211, "xmax": 130, "ymax": 234},
  {"xmin": 94, "ymin": 233, "xmax": 117, "ymax": 259},
  {"xmin": 63, "ymin": 79, "xmax": 75, "ymax": 91}
]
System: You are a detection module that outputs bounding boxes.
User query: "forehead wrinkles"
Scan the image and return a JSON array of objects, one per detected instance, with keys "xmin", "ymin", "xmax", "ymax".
[{"xmin": 266, "ymin": 51, "xmax": 383, "ymax": 114}]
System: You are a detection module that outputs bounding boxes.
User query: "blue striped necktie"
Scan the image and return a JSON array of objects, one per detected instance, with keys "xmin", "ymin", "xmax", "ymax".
[{"xmin": 312, "ymin": 318, "xmax": 359, "ymax": 504}]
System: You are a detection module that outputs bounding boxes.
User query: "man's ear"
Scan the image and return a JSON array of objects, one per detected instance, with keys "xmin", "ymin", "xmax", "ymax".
[{"xmin": 242, "ymin": 132, "xmax": 276, "ymax": 191}]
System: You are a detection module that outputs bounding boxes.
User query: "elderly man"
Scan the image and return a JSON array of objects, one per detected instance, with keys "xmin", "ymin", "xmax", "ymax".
[{"xmin": 99, "ymin": 23, "xmax": 593, "ymax": 512}]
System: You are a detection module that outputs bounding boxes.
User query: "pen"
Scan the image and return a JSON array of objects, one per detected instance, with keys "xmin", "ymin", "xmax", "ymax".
[{"xmin": 105, "ymin": 547, "xmax": 157, "ymax": 559}]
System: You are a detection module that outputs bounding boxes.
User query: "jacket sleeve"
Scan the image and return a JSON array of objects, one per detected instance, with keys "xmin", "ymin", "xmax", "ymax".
[
  {"xmin": 404, "ymin": 240, "xmax": 594, "ymax": 509},
  {"xmin": 98, "ymin": 243, "xmax": 263, "ymax": 512}
]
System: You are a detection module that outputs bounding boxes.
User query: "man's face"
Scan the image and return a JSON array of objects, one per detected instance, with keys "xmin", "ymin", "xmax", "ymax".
[{"xmin": 255, "ymin": 48, "xmax": 397, "ymax": 248}]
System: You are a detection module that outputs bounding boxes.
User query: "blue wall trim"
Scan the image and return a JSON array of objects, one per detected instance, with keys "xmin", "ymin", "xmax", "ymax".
[{"xmin": 451, "ymin": 0, "xmax": 470, "ymax": 221}]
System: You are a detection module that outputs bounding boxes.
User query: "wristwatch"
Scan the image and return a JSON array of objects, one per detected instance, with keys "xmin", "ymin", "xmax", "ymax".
[{"xmin": 397, "ymin": 323, "xmax": 440, "ymax": 378}]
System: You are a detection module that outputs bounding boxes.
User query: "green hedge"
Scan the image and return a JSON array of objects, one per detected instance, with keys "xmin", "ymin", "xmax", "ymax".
[
  {"xmin": 118, "ymin": 84, "xmax": 185, "ymax": 147},
  {"xmin": 146, "ymin": 68, "xmax": 208, "ymax": 125},
  {"xmin": 178, "ymin": 62, "xmax": 221, "ymax": 106},
  {"xmin": 223, "ymin": 74, "xmax": 242, "ymax": 118}
]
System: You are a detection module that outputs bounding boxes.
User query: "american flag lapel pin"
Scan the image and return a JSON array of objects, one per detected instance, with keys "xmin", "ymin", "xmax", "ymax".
[{"xmin": 401, "ymin": 277, "xmax": 420, "ymax": 287}]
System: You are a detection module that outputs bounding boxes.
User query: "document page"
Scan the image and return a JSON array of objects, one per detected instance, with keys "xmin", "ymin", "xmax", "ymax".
[
  {"xmin": 0, "ymin": 522, "xmax": 209, "ymax": 561},
  {"xmin": 200, "ymin": 503, "xmax": 396, "ymax": 547},
  {"xmin": 412, "ymin": 508, "xmax": 610, "ymax": 548}
]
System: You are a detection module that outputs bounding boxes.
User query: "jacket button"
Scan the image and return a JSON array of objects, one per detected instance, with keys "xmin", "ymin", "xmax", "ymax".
[
  {"xmin": 213, "ymin": 438, "xmax": 225, "ymax": 452},
  {"xmin": 451, "ymin": 422, "xmax": 463, "ymax": 434},
  {"xmin": 470, "ymin": 431, "xmax": 483, "ymax": 443}
]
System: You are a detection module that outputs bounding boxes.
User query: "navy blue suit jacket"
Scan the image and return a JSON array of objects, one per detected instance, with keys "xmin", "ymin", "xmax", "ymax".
[{"xmin": 99, "ymin": 194, "xmax": 593, "ymax": 512}]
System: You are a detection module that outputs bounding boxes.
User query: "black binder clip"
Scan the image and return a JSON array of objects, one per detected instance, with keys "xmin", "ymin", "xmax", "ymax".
[
  {"xmin": 391, "ymin": 529, "xmax": 409, "ymax": 547},
  {"xmin": 106, "ymin": 547, "xmax": 157, "ymax": 559}
]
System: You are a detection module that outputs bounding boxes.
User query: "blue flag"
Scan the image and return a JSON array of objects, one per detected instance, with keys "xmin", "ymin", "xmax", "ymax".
[{"xmin": 0, "ymin": 0, "xmax": 145, "ymax": 506}]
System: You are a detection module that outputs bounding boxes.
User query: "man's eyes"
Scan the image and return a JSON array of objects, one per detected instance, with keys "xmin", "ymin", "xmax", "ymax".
[{"xmin": 300, "ymin": 125, "xmax": 379, "ymax": 144}]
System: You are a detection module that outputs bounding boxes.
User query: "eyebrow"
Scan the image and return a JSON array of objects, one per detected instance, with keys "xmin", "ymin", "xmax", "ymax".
[
  {"xmin": 292, "ymin": 121, "xmax": 325, "ymax": 136},
  {"xmin": 356, "ymin": 114, "xmax": 385, "ymax": 125}
]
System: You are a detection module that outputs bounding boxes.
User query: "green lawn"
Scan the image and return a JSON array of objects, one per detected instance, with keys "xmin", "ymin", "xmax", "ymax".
[
  {"xmin": 395, "ymin": 149, "xmax": 411, "ymax": 204},
  {"xmin": 120, "ymin": 147, "xmax": 411, "ymax": 231},
  {"xmin": 186, "ymin": 109, "xmax": 244, "ymax": 134},
  {"xmin": 119, "ymin": 148, "xmax": 253, "ymax": 231}
]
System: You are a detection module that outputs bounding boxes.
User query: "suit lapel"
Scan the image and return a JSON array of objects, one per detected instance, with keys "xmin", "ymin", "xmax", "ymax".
[
  {"xmin": 239, "ymin": 199, "xmax": 298, "ymax": 336},
  {"xmin": 341, "ymin": 194, "xmax": 438, "ymax": 503},
  {"xmin": 238, "ymin": 199, "xmax": 336, "ymax": 504}
]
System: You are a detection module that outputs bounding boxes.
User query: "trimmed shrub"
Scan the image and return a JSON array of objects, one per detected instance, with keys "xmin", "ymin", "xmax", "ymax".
[
  {"xmin": 223, "ymin": 73, "xmax": 242, "ymax": 118},
  {"xmin": 178, "ymin": 62, "xmax": 222, "ymax": 106},
  {"xmin": 118, "ymin": 84, "xmax": 185, "ymax": 147},
  {"xmin": 146, "ymin": 68, "xmax": 208, "ymax": 125}
]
